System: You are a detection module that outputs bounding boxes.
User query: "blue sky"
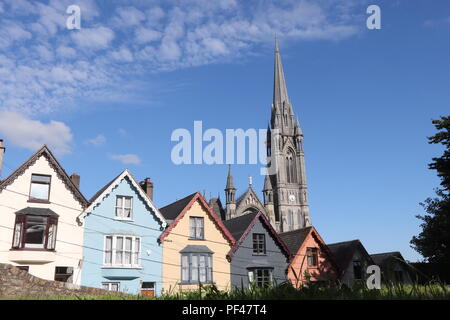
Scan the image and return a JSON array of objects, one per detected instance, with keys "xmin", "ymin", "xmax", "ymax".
[{"xmin": 0, "ymin": 0, "xmax": 449, "ymax": 262}]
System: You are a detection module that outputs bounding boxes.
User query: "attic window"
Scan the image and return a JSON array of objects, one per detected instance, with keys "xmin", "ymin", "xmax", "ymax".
[
  {"xmin": 115, "ymin": 196, "xmax": 133, "ymax": 220},
  {"xmin": 306, "ymin": 247, "xmax": 318, "ymax": 267},
  {"xmin": 29, "ymin": 174, "xmax": 51, "ymax": 202}
]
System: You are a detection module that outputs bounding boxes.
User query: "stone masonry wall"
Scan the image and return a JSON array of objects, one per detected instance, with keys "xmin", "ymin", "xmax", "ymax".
[{"xmin": 0, "ymin": 263, "xmax": 126, "ymax": 298}]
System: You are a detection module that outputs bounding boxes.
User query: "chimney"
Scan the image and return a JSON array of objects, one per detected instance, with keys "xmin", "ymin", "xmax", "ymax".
[
  {"xmin": 70, "ymin": 173, "xmax": 80, "ymax": 189},
  {"xmin": 0, "ymin": 139, "xmax": 5, "ymax": 177},
  {"xmin": 140, "ymin": 177, "xmax": 154, "ymax": 201}
]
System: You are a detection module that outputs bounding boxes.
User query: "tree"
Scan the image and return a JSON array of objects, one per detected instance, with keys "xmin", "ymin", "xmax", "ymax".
[{"xmin": 411, "ymin": 116, "xmax": 450, "ymax": 281}]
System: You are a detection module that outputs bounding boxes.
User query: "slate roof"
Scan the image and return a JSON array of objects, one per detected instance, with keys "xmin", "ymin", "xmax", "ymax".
[
  {"xmin": 222, "ymin": 212, "xmax": 259, "ymax": 241},
  {"xmin": 179, "ymin": 245, "xmax": 214, "ymax": 254},
  {"xmin": 209, "ymin": 197, "xmax": 225, "ymax": 220},
  {"xmin": 0, "ymin": 145, "xmax": 88, "ymax": 208},
  {"xmin": 327, "ymin": 240, "xmax": 373, "ymax": 272},
  {"xmin": 279, "ymin": 226, "xmax": 313, "ymax": 255},
  {"xmin": 89, "ymin": 171, "xmax": 122, "ymax": 203},
  {"xmin": 370, "ymin": 252, "xmax": 405, "ymax": 266},
  {"xmin": 159, "ymin": 192, "xmax": 198, "ymax": 221},
  {"xmin": 16, "ymin": 207, "xmax": 59, "ymax": 217}
]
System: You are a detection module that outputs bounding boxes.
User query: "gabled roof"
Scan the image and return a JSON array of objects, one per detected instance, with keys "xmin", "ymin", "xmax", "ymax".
[
  {"xmin": 327, "ymin": 240, "xmax": 374, "ymax": 274},
  {"xmin": 0, "ymin": 145, "xmax": 88, "ymax": 208},
  {"xmin": 235, "ymin": 186, "xmax": 266, "ymax": 214},
  {"xmin": 370, "ymin": 251, "xmax": 406, "ymax": 266},
  {"xmin": 224, "ymin": 211, "xmax": 290, "ymax": 261},
  {"xmin": 280, "ymin": 226, "xmax": 340, "ymax": 272},
  {"xmin": 279, "ymin": 226, "xmax": 313, "ymax": 255},
  {"xmin": 160, "ymin": 192, "xmax": 197, "ymax": 221},
  {"xmin": 78, "ymin": 169, "xmax": 167, "ymax": 228},
  {"xmin": 158, "ymin": 192, "xmax": 235, "ymax": 246}
]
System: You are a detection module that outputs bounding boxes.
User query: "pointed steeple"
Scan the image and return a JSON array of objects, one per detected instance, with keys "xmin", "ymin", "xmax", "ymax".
[
  {"xmin": 225, "ymin": 165, "xmax": 235, "ymax": 190},
  {"xmin": 273, "ymin": 38, "xmax": 290, "ymax": 107},
  {"xmin": 263, "ymin": 174, "xmax": 272, "ymax": 191}
]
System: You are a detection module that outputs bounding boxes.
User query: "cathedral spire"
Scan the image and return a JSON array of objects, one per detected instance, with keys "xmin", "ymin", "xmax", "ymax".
[
  {"xmin": 225, "ymin": 165, "xmax": 235, "ymax": 190},
  {"xmin": 273, "ymin": 38, "xmax": 290, "ymax": 107}
]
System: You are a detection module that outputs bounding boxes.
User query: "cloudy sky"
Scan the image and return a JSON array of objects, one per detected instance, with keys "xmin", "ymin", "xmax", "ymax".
[{"xmin": 1, "ymin": 0, "xmax": 449, "ymax": 262}]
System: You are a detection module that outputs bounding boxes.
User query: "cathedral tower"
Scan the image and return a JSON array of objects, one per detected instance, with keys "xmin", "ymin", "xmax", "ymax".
[{"xmin": 267, "ymin": 39, "xmax": 312, "ymax": 232}]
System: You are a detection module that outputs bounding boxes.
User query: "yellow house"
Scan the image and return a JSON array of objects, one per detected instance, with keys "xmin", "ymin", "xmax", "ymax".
[{"xmin": 158, "ymin": 192, "xmax": 235, "ymax": 293}]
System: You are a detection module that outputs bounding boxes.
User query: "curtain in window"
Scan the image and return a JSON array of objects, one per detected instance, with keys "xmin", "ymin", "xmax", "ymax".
[
  {"xmin": 116, "ymin": 197, "xmax": 123, "ymax": 217},
  {"xmin": 105, "ymin": 236, "xmax": 112, "ymax": 264},
  {"xmin": 134, "ymin": 238, "xmax": 140, "ymax": 265},
  {"xmin": 181, "ymin": 255, "xmax": 189, "ymax": 281},
  {"xmin": 124, "ymin": 197, "xmax": 132, "ymax": 218},
  {"xmin": 196, "ymin": 218, "xmax": 204, "ymax": 239},
  {"xmin": 115, "ymin": 236, "xmax": 123, "ymax": 264},
  {"xmin": 191, "ymin": 255, "xmax": 198, "ymax": 281},
  {"xmin": 124, "ymin": 237, "xmax": 132, "ymax": 264}
]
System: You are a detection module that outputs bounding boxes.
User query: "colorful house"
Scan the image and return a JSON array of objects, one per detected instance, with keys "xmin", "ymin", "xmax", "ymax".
[
  {"xmin": 223, "ymin": 211, "xmax": 291, "ymax": 289},
  {"xmin": 280, "ymin": 226, "xmax": 339, "ymax": 287},
  {"xmin": 0, "ymin": 144, "xmax": 89, "ymax": 284},
  {"xmin": 158, "ymin": 192, "xmax": 235, "ymax": 292},
  {"xmin": 327, "ymin": 240, "xmax": 375, "ymax": 287},
  {"xmin": 78, "ymin": 169, "xmax": 167, "ymax": 295}
]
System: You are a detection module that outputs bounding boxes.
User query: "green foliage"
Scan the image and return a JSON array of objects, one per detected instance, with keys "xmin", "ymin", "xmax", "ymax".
[
  {"xmin": 7, "ymin": 282, "xmax": 450, "ymax": 300},
  {"xmin": 411, "ymin": 116, "xmax": 450, "ymax": 276}
]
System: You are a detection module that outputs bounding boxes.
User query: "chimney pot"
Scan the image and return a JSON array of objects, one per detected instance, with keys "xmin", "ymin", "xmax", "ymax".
[
  {"xmin": 70, "ymin": 173, "xmax": 80, "ymax": 189},
  {"xmin": 140, "ymin": 177, "xmax": 154, "ymax": 201}
]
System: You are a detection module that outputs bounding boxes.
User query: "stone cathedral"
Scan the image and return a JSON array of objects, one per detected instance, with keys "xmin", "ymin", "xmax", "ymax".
[{"xmin": 209, "ymin": 40, "xmax": 312, "ymax": 233}]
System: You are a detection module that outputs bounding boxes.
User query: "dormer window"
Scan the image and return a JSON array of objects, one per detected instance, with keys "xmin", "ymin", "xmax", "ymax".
[
  {"xmin": 29, "ymin": 174, "xmax": 51, "ymax": 202},
  {"xmin": 115, "ymin": 196, "xmax": 133, "ymax": 220}
]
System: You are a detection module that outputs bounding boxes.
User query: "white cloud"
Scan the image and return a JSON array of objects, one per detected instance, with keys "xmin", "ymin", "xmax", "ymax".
[
  {"xmin": 86, "ymin": 134, "xmax": 106, "ymax": 147},
  {"xmin": 71, "ymin": 26, "xmax": 115, "ymax": 50},
  {"xmin": 109, "ymin": 153, "xmax": 141, "ymax": 165},
  {"xmin": 0, "ymin": 0, "xmax": 363, "ymax": 115},
  {"xmin": 0, "ymin": 111, "xmax": 73, "ymax": 155}
]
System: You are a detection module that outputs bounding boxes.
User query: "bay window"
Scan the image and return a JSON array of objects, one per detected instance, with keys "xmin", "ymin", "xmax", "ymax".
[
  {"xmin": 104, "ymin": 235, "xmax": 140, "ymax": 267},
  {"xmin": 12, "ymin": 209, "xmax": 58, "ymax": 250},
  {"xmin": 180, "ymin": 253, "xmax": 212, "ymax": 284}
]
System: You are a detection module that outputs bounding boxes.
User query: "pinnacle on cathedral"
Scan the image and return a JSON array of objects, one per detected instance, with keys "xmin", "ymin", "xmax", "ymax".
[{"xmin": 218, "ymin": 39, "xmax": 312, "ymax": 233}]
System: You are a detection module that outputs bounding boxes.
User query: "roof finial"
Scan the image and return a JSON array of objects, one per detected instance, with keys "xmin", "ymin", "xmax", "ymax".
[{"xmin": 248, "ymin": 175, "xmax": 253, "ymax": 187}]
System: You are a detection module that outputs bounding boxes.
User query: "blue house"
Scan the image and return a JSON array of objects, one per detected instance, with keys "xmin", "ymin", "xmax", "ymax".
[{"xmin": 78, "ymin": 169, "xmax": 167, "ymax": 296}]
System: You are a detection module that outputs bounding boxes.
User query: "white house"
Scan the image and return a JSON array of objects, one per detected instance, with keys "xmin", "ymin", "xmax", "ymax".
[{"xmin": 0, "ymin": 142, "xmax": 89, "ymax": 284}]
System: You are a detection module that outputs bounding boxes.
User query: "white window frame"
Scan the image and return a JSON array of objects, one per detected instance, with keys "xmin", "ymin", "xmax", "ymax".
[
  {"xmin": 103, "ymin": 235, "xmax": 141, "ymax": 268},
  {"xmin": 115, "ymin": 195, "xmax": 133, "ymax": 220},
  {"xmin": 102, "ymin": 282, "xmax": 120, "ymax": 291},
  {"xmin": 180, "ymin": 253, "xmax": 213, "ymax": 284}
]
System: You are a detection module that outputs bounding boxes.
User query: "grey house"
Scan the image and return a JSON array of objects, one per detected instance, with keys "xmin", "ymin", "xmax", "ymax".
[
  {"xmin": 327, "ymin": 240, "xmax": 375, "ymax": 287},
  {"xmin": 223, "ymin": 212, "xmax": 291, "ymax": 289},
  {"xmin": 370, "ymin": 252, "xmax": 414, "ymax": 284}
]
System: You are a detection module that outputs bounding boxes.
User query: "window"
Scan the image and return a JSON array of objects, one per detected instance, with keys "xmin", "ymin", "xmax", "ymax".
[
  {"xmin": 12, "ymin": 214, "xmax": 58, "ymax": 250},
  {"xmin": 252, "ymin": 234, "xmax": 266, "ymax": 255},
  {"xmin": 102, "ymin": 282, "xmax": 120, "ymax": 291},
  {"xmin": 181, "ymin": 253, "xmax": 212, "ymax": 284},
  {"xmin": 140, "ymin": 282, "xmax": 155, "ymax": 297},
  {"xmin": 29, "ymin": 174, "xmax": 51, "ymax": 201},
  {"xmin": 189, "ymin": 217, "xmax": 204, "ymax": 240},
  {"xmin": 306, "ymin": 247, "xmax": 318, "ymax": 267},
  {"xmin": 54, "ymin": 266, "xmax": 74, "ymax": 283},
  {"xmin": 353, "ymin": 260, "xmax": 363, "ymax": 280},
  {"xmin": 249, "ymin": 269, "xmax": 272, "ymax": 288},
  {"xmin": 115, "ymin": 196, "xmax": 133, "ymax": 219},
  {"xmin": 104, "ymin": 235, "xmax": 140, "ymax": 267}
]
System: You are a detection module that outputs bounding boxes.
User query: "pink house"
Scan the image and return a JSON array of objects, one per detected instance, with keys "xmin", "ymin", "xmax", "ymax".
[{"xmin": 280, "ymin": 226, "xmax": 339, "ymax": 287}]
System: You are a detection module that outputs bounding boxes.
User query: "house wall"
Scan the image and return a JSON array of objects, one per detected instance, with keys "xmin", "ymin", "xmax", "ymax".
[
  {"xmin": 341, "ymin": 249, "xmax": 372, "ymax": 287},
  {"xmin": 161, "ymin": 200, "xmax": 232, "ymax": 293},
  {"xmin": 287, "ymin": 233, "xmax": 337, "ymax": 287},
  {"xmin": 80, "ymin": 177, "xmax": 164, "ymax": 295},
  {"xmin": 230, "ymin": 218, "xmax": 289, "ymax": 289},
  {"xmin": 0, "ymin": 156, "xmax": 84, "ymax": 284}
]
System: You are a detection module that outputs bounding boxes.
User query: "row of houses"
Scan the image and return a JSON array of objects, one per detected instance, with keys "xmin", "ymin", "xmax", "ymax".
[{"xmin": 0, "ymin": 141, "xmax": 415, "ymax": 296}]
